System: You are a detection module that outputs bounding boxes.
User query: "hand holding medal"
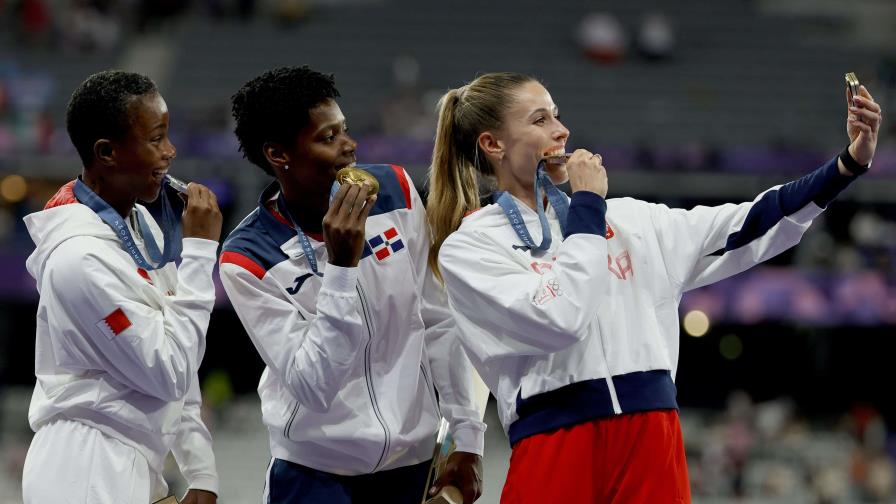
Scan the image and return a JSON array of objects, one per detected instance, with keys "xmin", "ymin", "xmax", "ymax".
[{"xmin": 324, "ymin": 166, "xmax": 378, "ymax": 268}]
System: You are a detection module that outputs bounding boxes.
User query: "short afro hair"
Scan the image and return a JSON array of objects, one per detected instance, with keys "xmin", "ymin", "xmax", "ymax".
[
  {"xmin": 66, "ymin": 70, "xmax": 158, "ymax": 166},
  {"xmin": 231, "ymin": 66, "xmax": 340, "ymax": 176}
]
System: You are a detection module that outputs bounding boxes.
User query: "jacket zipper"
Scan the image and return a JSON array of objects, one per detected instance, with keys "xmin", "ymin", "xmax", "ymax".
[{"xmin": 357, "ymin": 283, "xmax": 391, "ymax": 472}]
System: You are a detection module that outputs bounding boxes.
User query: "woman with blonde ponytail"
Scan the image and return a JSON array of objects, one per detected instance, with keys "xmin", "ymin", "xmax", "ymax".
[{"xmin": 427, "ymin": 72, "xmax": 882, "ymax": 503}]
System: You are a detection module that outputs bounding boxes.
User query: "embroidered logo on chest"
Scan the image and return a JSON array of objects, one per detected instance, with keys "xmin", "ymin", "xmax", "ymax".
[
  {"xmin": 368, "ymin": 227, "xmax": 405, "ymax": 261},
  {"xmin": 286, "ymin": 272, "xmax": 321, "ymax": 294}
]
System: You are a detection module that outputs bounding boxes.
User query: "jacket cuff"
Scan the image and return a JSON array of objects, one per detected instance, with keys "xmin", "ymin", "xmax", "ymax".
[
  {"xmin": 565, "ymin": 191, "xmax": 607, "ymax": 237},
  {"xmin": 186, "ymin": 474, "xmax": 219, "ymax": 496},
  {"xmin": 321, "ymin": 263, "xmax": 359, "ymax": 295},
  {"xmin": 451, "ymin": 422, "xmax": 486, "ymax": 456},
  {"xmin": 181, "ymin": 238, "xmax": 219, "ymax": 260}
]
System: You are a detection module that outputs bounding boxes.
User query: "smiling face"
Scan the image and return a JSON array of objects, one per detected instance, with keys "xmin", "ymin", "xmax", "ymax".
[
  {"xmin": 279, "ymin": 98, "xmax": 357, "ymax": 202},
  {"xmin": 483, "ymin": 81, "xmax": 570, "ymax": 195},
  {"xmin": 110, "ymin": 92, "xmax": 176, "ymax": 203}
]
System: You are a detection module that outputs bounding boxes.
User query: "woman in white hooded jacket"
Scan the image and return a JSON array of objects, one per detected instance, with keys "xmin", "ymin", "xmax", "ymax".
[{"xmin": 425, "ymin": 72, "xmax": 882, "ymax": 503}]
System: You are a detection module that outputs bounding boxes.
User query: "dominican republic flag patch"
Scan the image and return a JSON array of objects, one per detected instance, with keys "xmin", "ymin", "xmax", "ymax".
[
  {"xmin": 368, "ymin": 227, "xmax": 404, "ymax": 261},
  {"xmin": 96, "ymin": 308, "xmax": 132, "ymax": 340}
]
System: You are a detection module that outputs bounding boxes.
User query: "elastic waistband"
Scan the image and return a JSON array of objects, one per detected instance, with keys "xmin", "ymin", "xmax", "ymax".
[{"xmin": 508, "ymin": 369, "xmax": 678, "ymax": 446}]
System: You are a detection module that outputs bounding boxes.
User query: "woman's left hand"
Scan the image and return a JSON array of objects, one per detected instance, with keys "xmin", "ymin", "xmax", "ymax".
[
  {"xmin": 846, "ymin": 85, "xmax": 883, "ymax": 167},
  {"xmin": 180, "ymin": 489, "xmax": 217, "ymax": 504},
  {"xmin": 429, "ymin": 451, "xmax": 483, "ymax": 503}
]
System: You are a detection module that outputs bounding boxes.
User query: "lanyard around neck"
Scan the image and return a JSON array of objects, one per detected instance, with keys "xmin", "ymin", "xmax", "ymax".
[
  {"xmin": 276, "ymin": 191, "xmax": 326, "ymax": 277},
  {"xmin": 73, "ymin": 178, "xmax": 181, "ymax": 270},
  {"xmin": 276, "ymin": 180, "xmax": 351, "ymax": 276},
  {"xmin": 495, "ymin": 161, "xmax": 570, "ymax": 252}
]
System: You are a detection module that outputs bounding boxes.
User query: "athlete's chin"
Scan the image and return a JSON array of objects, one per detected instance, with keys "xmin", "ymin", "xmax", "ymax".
[
  {"xmin": 544, "ymin": 165, "xmax": 569, "ymax": 185},
  {"xmin": 139, "ymin": 185, "xmax": 162, "ymax": 203}
]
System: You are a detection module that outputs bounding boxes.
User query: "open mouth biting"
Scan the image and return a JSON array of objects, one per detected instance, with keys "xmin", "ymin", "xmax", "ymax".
[{"xmin": 542, "ymin": 147, "xmax": 570, "ymax": 165}]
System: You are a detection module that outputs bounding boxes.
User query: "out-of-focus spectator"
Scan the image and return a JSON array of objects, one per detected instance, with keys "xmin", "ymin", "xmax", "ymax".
[
  {"xmin": 13, "ymin": 0, "xmax": 52, "ymax": 46},
  {"xmin": 636, "ymin": 12, "xmax": 675, "ymax": 61},
  {"xmin": 376, "ymin": 55, "xmax": 438, "ymax": 141},
  {"xmin": 34, "ymin": 110, "xmax": 53, "ymax": 153},
  {"xmin": 577, "ymin": 12, "xmax": 626, "ymax": 64},
  {"xmin": 62, "ymin": 0, "xmax": 121, "ymax": 53},
  {"xmin": 724, "ymin": 391, "xmax": 755, "ymax": 496}
]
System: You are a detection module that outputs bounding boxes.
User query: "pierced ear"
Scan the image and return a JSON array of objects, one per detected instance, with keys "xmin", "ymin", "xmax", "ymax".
[
  {"xmin": 477, "ymin": 131, "xmax": 504, "ymax": 161},
  {"xmin": 93, "ymin": 139, "xmax": 115, "ymax": 166},
  {"xmin": 263, "ymin": 142, "xmax": 290, "ymax": 172}
]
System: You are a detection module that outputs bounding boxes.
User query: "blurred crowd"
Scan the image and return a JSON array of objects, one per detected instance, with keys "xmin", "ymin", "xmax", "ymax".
[
  {"xmin": 686, "ymin": 392, "xmax": 896, "ymax": 503},
  {"xmin": 3, "ymin": 0, "xmax": 315, "ymax": 51}
]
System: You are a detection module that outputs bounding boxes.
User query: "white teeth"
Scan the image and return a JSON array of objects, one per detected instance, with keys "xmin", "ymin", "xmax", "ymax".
[{"xmin": 544, "ymin": 149, "xmax": 566, "ymax": 157}]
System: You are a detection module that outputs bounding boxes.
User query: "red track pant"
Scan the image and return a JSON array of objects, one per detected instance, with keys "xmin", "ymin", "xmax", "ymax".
[{"xmin": 500, "ymin": 410, "xmax": 691, "ymax": 503}]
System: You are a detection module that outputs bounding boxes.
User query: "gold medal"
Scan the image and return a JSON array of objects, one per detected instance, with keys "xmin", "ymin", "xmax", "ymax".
[
  {"xmin": 336, "ymin": 166, "xmax": 379, "ymax": 196},
  {"xmin": 845, "ymin": 72, "xmax": 860, "ymax": 104}
]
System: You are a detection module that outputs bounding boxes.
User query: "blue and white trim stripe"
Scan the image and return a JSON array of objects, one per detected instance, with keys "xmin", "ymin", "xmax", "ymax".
[
  {"xmin": 507, "ymin": 369, "xmax": 678, "ymax": 446},
  {"xmin": 713, "ymin": 156, "xmax": 854, "ymax": 256}
]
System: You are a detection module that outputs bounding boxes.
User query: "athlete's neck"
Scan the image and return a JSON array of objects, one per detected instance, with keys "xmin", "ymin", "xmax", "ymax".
[
  {"xmin": 81, "ymin": 170, "xmax": 135, "ymax": 218},
  {"xmin": 281, "ymin": 186, "xmax": 327, "ymax": 233},
  {"xmin": 498, "ymin": 184, "xmax": 550, "ymax": 212}
]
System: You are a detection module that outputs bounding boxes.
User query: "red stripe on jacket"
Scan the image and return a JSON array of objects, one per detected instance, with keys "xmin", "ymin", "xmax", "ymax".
[
  {"xmin": 390, "ymin": 165, "xmax": 412, "ymax": 209},
  {"xmin": 220, "ymin": 251, "xmax": 267, "ymax": 279}
]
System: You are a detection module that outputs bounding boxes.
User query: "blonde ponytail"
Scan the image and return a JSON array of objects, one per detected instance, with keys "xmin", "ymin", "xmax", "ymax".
[
  {"xmin": 427, "ymin": 88, "xmax": 480, "ymax": 281},
  {"xmin": 426, "ymin": 72, "xmax": 536, "ymax": 281}
]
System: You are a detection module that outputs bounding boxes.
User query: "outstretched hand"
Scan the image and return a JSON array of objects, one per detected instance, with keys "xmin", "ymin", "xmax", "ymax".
[{"xmin": 845, "ymin": 85, "xmax": 883, "ymax": 168}]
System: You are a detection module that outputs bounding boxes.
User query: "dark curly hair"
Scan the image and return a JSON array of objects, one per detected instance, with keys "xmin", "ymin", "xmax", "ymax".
[
  {"xmin": 66, "ymin": 70, "xmax": 158, "ymax": 166},
  {"xmin": 231, "ymin": 66, "xmax": 341, "ymax": 176}
]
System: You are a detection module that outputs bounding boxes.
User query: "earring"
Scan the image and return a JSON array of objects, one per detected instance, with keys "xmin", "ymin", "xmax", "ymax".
[{"xmin": 284, "ymin": 165, "xmax": 289, "ymax": 171}]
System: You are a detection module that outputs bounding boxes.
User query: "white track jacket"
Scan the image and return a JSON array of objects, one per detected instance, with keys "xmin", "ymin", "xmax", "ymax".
[
  {"xmin": 438, "ymin": 157, "xmax": 858, "ymax": 445},
  {"xmin": 23, "ymin": 181, "xmax": 219, "ymax": 493},
  {"xmin": 219, "ymin": 164, "xmax": 485, "ymax": 475}
]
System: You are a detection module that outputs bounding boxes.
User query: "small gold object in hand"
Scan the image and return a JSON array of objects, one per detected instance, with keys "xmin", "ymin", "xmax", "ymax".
[{"xmin": 336, "ymin": 167, "xmax": 379, "ymax": 196}]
